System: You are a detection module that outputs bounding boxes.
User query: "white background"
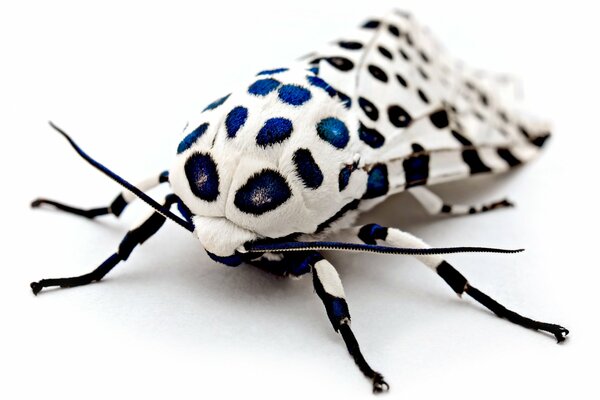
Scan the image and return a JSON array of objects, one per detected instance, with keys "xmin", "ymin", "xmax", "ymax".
[{"xmin": 1, "ymin": 1, "xmax": 598, "ymax": 399}]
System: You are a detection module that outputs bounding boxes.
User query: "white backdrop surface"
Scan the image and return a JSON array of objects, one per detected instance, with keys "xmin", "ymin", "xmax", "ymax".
[{"xmin": 1, "ymin": 1, "xmax": 598, "ymax": 399}]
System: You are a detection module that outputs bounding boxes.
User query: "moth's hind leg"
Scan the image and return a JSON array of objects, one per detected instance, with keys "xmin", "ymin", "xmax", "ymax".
[
  {"xmin": 354, "ymin": 224, "xmax": 569, "ymax": 343},
  {"xmin": 409, "ymin": 186, "xmax": 514, "ymax": 216},
  {"xmin": 307, "ymin": 252, "xmax": 389, "ymax": 393},
  {"xmin": 31, "ymin": 171, "xmax": 169, "ymax": 219},
  {"xmin": 30, "ymin": 193, "xmax": 178, "ymax": 295}
]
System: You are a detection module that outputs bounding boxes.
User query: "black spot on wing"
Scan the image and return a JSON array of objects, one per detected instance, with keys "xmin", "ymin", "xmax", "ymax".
[
  {"xmin": 358, "ymin": 122, "xmax": 385, "ymax": 148},
  {"xmin": 326, "ymin": 57, "xmax": 354, "ymax": 71},
  {"xmin": 388, "ymin": 24, "xmax": 401, "ymax": 37},
  {"xmin": 338, "ymin": 41, "xmax": 363, "ymax": 50},
  {"xmin": 395, "ymin": 73, "xmax": 408, "ymax": 88},
  {"xmin": 377, "ymin": 46, "xmax": 394, "ymax": 60},
  {"xmin": 451, "ymin": 130, "xmax": 473, "ymax": 146},
  {"xmin": 358, "ymin": 97, "xmax": 379, "ymax": 121},
  {"xmin": 367, "ymin": 65, "xmax": 388, "ymax": 82},
  {"xmin": 462, "ymin": 149, "xmax": 492, "ymax": 174},
  {"xmin": 234, "ymin": 170, "xmax": 292, "ymax": 215},
  {"xmin": 429, "ymin": 109, "xmax": 450, "ymax": 129},
  {"xmin": 388, "ymin": 105, "xmax": 412, "ymax": 128},
  {"xmin": 497, "ymin": 148, "xmax": 522, "ymax": 167},
  {"xmin": 362, "ymin": 20, "xmax": 380, "ymax": 29}
]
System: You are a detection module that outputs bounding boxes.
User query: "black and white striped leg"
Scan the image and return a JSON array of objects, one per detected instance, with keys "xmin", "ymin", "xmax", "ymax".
[
  {"xmin": 356, "ymin": 224, "xmax": 569, "ymax": 343},
  {"xmin": 310, "ymin": 252, "xmax": 389, "ymax": 393},
  {"xmin": 31, "ymin": 171, "xmax": 169, "ymax": 219},
  {"xmin": 409, "ymin": 186, "xmax": 514, "ymax": 216},
  {"xmin": 30, "ymin": 193, "xmax": 178, "ymax": 295}
]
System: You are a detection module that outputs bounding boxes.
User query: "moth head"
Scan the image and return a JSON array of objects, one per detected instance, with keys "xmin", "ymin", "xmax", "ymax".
[{"xmin": 169, "ymin": 66, "xmax": 368, "ymax": 258}]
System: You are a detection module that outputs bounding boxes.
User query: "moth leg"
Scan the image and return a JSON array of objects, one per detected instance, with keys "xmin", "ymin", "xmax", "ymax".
[
  {"xmin": 30, "ymin": 193, "xmax": 178, "ymax": 295},
  {"xmin": 409, "ymin": 186, "xmax": 513, "ymax": 216},
  {"xmin": 356, "ymin": 224, "xmax": 569, "ymax": 343},
  {"xmin": 31, "ymin": 171, "xmax": 169, "ymax": 219},
  {"xmin": 310, "ymin": 252, "xmax": 389, "ymax": 393}
]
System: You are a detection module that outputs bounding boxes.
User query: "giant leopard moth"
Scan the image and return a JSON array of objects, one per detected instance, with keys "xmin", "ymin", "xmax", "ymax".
[{"xmin": 31, "ymin": 10, "xmax": 568, "ymax": 393}]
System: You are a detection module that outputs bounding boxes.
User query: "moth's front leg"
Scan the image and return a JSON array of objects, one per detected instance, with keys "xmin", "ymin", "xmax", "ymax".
[{"xmin": 309, "ymin": 252, "xmax": 389, "ymax": 393}]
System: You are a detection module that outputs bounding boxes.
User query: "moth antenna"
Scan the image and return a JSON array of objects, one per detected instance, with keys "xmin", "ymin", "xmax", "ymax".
[
  {"xmin": 47, "ymin": 121, "xmax": 194, "ymax": 232},
  {"xmin": 244, "ymin": 241, "xmax": 524, "ymax": 255}
]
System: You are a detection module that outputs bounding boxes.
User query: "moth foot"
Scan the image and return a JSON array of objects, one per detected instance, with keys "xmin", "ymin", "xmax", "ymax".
[
  {"xmin": 30, "ymin": 281, "xmax": 43, "ymax": 295},
  {"xmin": 372, "ymin": 373, "xmax": 390, "ymax": 394}
]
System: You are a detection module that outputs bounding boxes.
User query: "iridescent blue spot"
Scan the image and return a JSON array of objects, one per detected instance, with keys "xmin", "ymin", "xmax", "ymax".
[
  {"xmin": 278, "ymin": 84, "xmax": 312, "ymax": 106},
  {"xmin": 225, "ymin": 106, "xmax": 248, "ymax": 138},
  {"xmin": 257, "ymin": 67, "xmax": 288, "ymax": 76},
  {"xmin": 307, "ymin": 66, "xmax": 319, "ymax": 75},
  {"xmin": 293, "ymin": 148, "xmax": 323, "ymax": 189},
  {"xmin": 184, "ymin": 153, "xmax": 220, "ymax": 201},
  {"xmin": 234, "ymin": 169, "xmax": 292, "ymax": 215},
  {"xmin": 306, "ymin": 75, "xmax": 337, "ymax": 97},
  {"xmin": 363, "ymin": 164, "xmax": 389, "ymax": 199},
  {"xmin": 203, "ymin": 94, "xmax": 230, "ymax": 112},
  {"xmin": 256, "ymin": 117, "xmax": 293, "ymax": 146},
  {"xmin": 316, "ymin": 117, "xmax": 349, "ymax": 149},
  {"xmin": 177, "ymin": 123, "xmax": 209, "ymax": 154},
  {"xmin": 248, "ymin": 78, "xmax": 281, "ymax": 96}
]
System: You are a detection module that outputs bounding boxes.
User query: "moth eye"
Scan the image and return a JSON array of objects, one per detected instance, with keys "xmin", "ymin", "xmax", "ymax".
[
  {"xmin": 234, "ymin": 169, "xmax": 292, "ymax": 215},
  {"xmin": 185, "ymin": 153, "xmax": 220, "ymax": 202}
]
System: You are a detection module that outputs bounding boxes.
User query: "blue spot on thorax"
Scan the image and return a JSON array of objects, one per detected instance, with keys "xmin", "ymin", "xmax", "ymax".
[
  {"xmin": 257, "ymin": 67, "xmax": 288, "ymax": 76},
  {"xmin": 278, "ymin": 84, "xmax": 312, "ymax": 106},
  {"xmin": 293, "ymin": 149, "xmax": 323, "ymax": 189},
  {"xmin": 177, "ymin": 123, "xmax": 209, "ymax": 154},
  {"xmin": 203, "ymin": 94, "xmax": 230, "ymax": 112},
  {"xmin": 316, "ymin": 117, "xmax": 349, "ymax": 149},
  {"xmin": 306, "ymin": 75, "xmax": 337, "ymax": 97},
  {"xmin": 248, "ymin": 78, "xmax": 281, "ymax": 96},
  {"xmin": 234, "ymin": 169, "xmax": 291, "ymax": 215},
  {"xmin": 225, "ymin": 106, "xmax": 248, "ymax": 138},
  {"xmin": 184, "ymin": 153, "xmax": 220, "ymax": 201},
  {"xmin": 256, "ymin": 117, "xmax": 293, "ymax": 146}
]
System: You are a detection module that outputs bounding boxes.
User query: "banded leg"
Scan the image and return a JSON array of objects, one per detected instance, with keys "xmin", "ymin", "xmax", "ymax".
[
  {"xmin": 31, "ymin": 171, "xmax": 169, "ymax": 219},
  {"xmin": 309, "ymin": 252, "xmax": 389, "ymax": 393},
  {"xmin": 409, "ymin": 186, "xmax": 513, "ymax": 216},
  {"xmin": 353, "ymin": 224, "xmax": 569, "ymax": 343},
  {"xmin": 30, "ymin": 194, "xmax": 178, "ymax": 295}
]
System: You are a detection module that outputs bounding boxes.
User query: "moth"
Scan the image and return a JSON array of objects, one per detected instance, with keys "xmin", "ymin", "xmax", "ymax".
[{"xmin": 31, "ymin": 10, "xmax": 568, "ymax": 393}]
